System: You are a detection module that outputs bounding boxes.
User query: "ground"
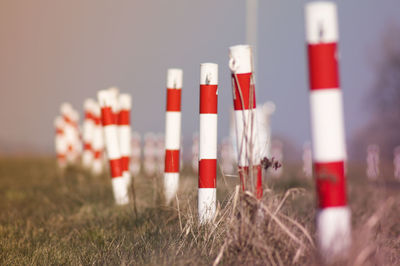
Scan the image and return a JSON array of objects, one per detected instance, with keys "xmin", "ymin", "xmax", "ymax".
[{"xmin": 0, "ymin": 158, "xmax": 399, "ymax": 265}]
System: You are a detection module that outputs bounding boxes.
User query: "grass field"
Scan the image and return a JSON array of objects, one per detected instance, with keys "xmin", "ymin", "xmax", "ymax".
[{"xmin": 0, "ymin": 158, "xmax": 399, "ymax": 265}]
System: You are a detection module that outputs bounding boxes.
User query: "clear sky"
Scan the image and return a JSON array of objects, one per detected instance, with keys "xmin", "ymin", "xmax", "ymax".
[{"xmin": 0, "ymin": 0, "xmax": 399, "ymax": 154}]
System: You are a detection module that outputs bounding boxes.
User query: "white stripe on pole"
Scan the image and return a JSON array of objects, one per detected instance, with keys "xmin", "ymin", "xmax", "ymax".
[
  {"xmin": 316, "ymin": 207, "xmax": 351, "ymax": 256},
  {"xmin": 164, "ymin": 173, "xmax": 179, "ymax": 203},
  {"xmin": 199, "ymin": 115, "xmax": 218, "ymax": 159},
  {"xmin": 310, "ymin": 90, "xmax": 346, "ymax": 162},
  {"xmin": 165, "ymin": 112, "xmax": 181, "ymax": 149},
  {"xmin": 103, "ymin": 126, "xmax": 121, "ymax": 160},
  {"xmin": 198, "ymin": 188, "xmax": 216, "ymax": 223}
]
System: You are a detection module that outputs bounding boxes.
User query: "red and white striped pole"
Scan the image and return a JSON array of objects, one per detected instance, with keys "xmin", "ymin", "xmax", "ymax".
[
  {"xmin": 54, "ymin": 116, "xmax": 67, "ymax": 169},
  {"xmin": 91, "ymin": 101, "xmax": 104, "ymax": 175},
  {"xmin": 82, "ymin": 99, "xmax": 95, "ymax": 169},
  {"xmin": 118, "ymin": 94, "xmax": 132, "ymax": 186},
  {"xmin": 220, "ymin": 137, "xmax": 235, "ymax": 175},
  {"xmin": 108, "ymin": 87, "xmax": 120, "ymax": 124},
  {"xmin": 164, "ymin": 68, "xmax": 183, "ymax": 204},
  {"xmin": 131, "ymin": 131, "xmax": 141, "ymax": 176},
  {"xmin": 305, "ymin": 1, "xmax": 351, "ymax": 259},
  {"xmin": 257, "ymin": 101, "xmax": 275, "ymax": 160},
  {"xmin": 144, "ymin": 133, "xmax": 157, "ymax": 176},
  {"xmin": 98, "ymin": 90, "xmax": 129, "ymax": 205},
  {"xmin": 198, "ymin": 63, "xmax": 218, "ymax": 223},
  {"xmin": 156, "ymin": 133, "xmax": 165, "ymax": 175},
  {"xmin": 192, "ymin": 133, "xmax": 199, "ymax": 173},
  {"xmin": 70, "ymin": 108, "xmax": 82, "ymax": 161},
  {"xmin": 60, "ymin": 103, "xmax": 79, "ymax": 164},
  {"xmin": 229, "ymin": 45, "xmax": 263, "ymax": 199}
]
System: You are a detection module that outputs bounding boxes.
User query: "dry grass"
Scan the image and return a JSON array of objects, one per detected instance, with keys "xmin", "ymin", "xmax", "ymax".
[{"xmin": 0, "ymin": 157, "xmax": 399, "ymax": 265}]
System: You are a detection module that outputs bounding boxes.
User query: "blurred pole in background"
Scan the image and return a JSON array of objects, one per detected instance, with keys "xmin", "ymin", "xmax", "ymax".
[
  {"xmin": 305, "ymin": 1, "xmax": 351, "ymax": 261},
  {"xmin": 131, "ymin": 132, "xmax": 141, "ymax": 176},
  {"xmin": 246, "ymin": 0, "xmax": 258, "ymax": 86},
  {"xmin": 98, "ymin": 90, "xmax": 129, "ymax": 205},
  {"xmin": 82, "ymin": 99, "xmax": 95, "ymax": 169},
  {"xmin": 91, "ymin": 102, "xmax": 104, "ymax": 175},
  {"xmin": 118, "ymin": 94, "xmax": 132, "ymax": 186},
  {"xmin": 366, "ymin": 144, "xmax": 380, "ymax": 180},
  {"xmin": 54, "ymin": 116, "xmax": 67, "ymax": 170},
  {"xmin": 394, "ymin": 146, "xmax": 400, "ymax": 180}
]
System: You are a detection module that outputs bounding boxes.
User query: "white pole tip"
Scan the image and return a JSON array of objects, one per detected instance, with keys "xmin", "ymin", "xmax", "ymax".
[
  {"xmin": 119, "ymin": 94, "xmax": 132, "ymax": 109},
  {"xmin": 60, "ymin": 102, "xmax": 73, "ymax": 116},
  {"xmin": 200, "ymin": 63, "xmax": 218, "ymax": 85},
  {"xmin": 305, "ymin": 1, "xmax": 338, "ymax": 44},
  {"xmin": 97, "ymin": 90, "xmax": 112, "ymax": 108},
  {"xmin": 167, "ymin": 68, "xmax": 183, "ymax": 88},
  {"xmin": 229, "ymin": 45, "xmax": 253, "ymax": 74},
  {"xmin": 84, "ymin": 98, "xmax": 95, "ymax": 111}
]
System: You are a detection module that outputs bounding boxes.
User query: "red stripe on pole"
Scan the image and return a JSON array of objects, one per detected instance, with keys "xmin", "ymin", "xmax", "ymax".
[
  {"xmin": 56, "ymin": 129, "xmax": 64, "ymax": 135},
  {"xmin": 238, "ymin": 165, "xmax": 262, "ymax": 199},
  {"xmin": 94, "ymin": 117, "xmax": 101, "ymax": 125},
  {"xmin": 84, "ymin": 143, "xmax": 92, "ymax": 151},
  {"xmin": 232, "ymin": 73, "xmax": 256, "ymax": 110},
  {"xmin": 164, "ymin": 149, "xmax": 180, "ymax": 172},
  {"xmin": 166, "ymin": 89, "xmax": 181, "ymax": 111},
  {"xmin": 256, "ymin": 165, "xmax": 263, "ymax": 199},
  {"xmin": 308, "ymin": 43, "xmax": 339, "ymax": 90},
  {"xmin": 101, "ymin": 107, "xmax": 114, "ymax": 126},
  {"xmin": 113, "ymin": 113, "xmax": 119, "ymax": 125},
  {"xmin": 315, "ymin": 161, "xmax": 347, "ymax": 208},
  {"xmin": 121, "ymin": 156, "xmax": 130, "ymax": 172},
  {"xmin": 199, "ymin": 159, "xmax": 217, "ymax": 188},
  {"xmin": 94, "ymin": 150, "xmax": 102, "ymax": 159},
  {"xmin": 238, "ymin": 167, "xmax": 246, "ymax": 191},
  {"xmin": 200, "ymin": 85, "xmax": 218, "ymax": 114},
  {"xmin": 118, "ymin": 110, "xmax": 130, "ymax": 125},
  {"xmin": 57, "ymin": 154, "xmax": 66, "ymax": 160},
  {"xmin": 63, "ymin": 116, "xmax": 73, "ymax": 124},
  {"xmin": 85, "ymin": 112, "xmax": 93, "ymax": 120},
  {"xmin": 109, "ymin": 158, "xmax": 123, "ymax": 178}
]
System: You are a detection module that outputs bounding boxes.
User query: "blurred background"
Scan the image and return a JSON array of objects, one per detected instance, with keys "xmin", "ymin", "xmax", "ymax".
[{"xmin": 0, "ymin": 0, "xmax": 399, "ymax": 161}]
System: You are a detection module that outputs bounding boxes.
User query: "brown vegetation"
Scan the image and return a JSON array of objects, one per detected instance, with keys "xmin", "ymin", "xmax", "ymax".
[{"xmin": 0, "ymin": 158, "xmax": 399, "ymax": 265}]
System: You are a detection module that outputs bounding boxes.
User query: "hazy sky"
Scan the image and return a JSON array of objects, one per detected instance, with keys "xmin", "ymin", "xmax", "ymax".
[{"xmin": 0, "ymin": 0, "xmax": 399, "ymax": 154}]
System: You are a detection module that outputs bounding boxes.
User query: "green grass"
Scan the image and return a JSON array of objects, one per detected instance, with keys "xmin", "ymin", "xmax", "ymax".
[{"xmin": 0, "ymin": 157, "xmax": 399, "ymax": 265}]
